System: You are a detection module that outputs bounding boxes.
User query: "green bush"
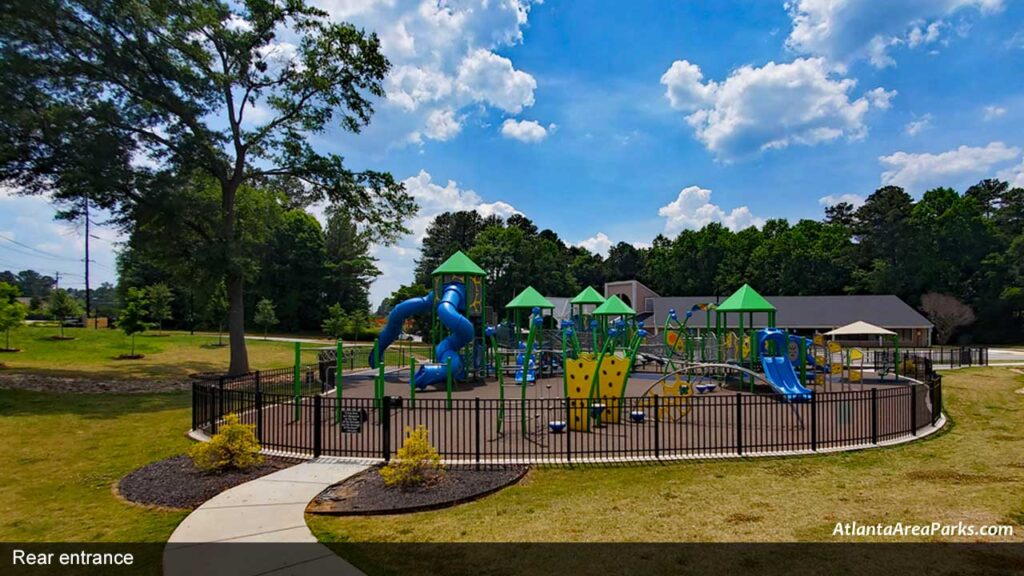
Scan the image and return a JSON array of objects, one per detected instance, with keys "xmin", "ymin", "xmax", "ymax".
[
  {"xmin": 379, "ymin": 425, "xmax": 444, "ymax": 488},
  {"xmin": 189, "ymin": 413, "xmax": 264, "ymax": 472}
]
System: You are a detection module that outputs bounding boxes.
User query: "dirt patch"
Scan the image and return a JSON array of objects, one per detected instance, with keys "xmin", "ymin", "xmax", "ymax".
[
  {"xmin": 113, "ymin": 354, "xmax": 146, "ymax": 360},
  {"xmin": 726, "ymin": 512, "xmax": 763, "ymax": 523},
  {"xmin": 0, "ymin": 373, "xmax": 191, "ymax": 393},
  {"xmin": 308, "ymin": 466, "xmax": 528, "ymax": 516},
  {"xmin": 48, "ymin": 336, "xmax": 76, "ymax": 341},
  {"xmin": 117, "ymin": 455, "xmax": 300, "ymax": 510},
  {"xmin": 905, "ymin": 470, "xmax": 1016, "ymax": 484},
  {"xmin": 0, "ymin": 349, "xmax": 21, "ymax": 353}
]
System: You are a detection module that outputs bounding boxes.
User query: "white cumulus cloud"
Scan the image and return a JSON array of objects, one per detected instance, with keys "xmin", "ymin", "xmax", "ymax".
[
  {"xmin": 997, "ymin": 159, "xmax": 1024, "ymax": 188},
  {"xmin": 983, "ymin": 105, "xmax": 1007, "ymax": 120},
  {"xmin": 423, "ymin": 108, "xmax": 462, "ymax": 141},
  {"xmin": 818, "ymin": 193, "xmax": 866, "ymax": 207},
  {"xmin": 658, "ymin": 186, "xmax": 765, "ymax": 233},
  {"xmin": 456, "ymin": 49, "xmax": 537, "ymax": 114},
  {"xmin": 576, "ymin": 233, "xmax": 613, "ymax": 256},
  {"xmin": 879, "ymin": 142, "xmax": 1021, "ymax": 191},
  {"xmin": 904, "ymin": 113, "xmax": 933, "ymax": 135},
  {"xmin": 785, "ymin": 0, "xmax": 1003, "ymax": 69},
  {"xmin": 311, "ymin": 0, "xmax": 540, "ymax": 144},
  {"xmin": 661, "ymin": 58, "xmax": 890, "ymax": 160},
  {"xmin": 367, "ymin": 170, "xmax": 519, "ymax": 305},
  {"xmin": 500, "ymin": 119, "xmax": 554, "ymax": 143}
]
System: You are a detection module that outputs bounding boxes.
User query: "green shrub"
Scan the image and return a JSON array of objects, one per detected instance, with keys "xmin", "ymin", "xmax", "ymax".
[
  {"xmin": 189, "ymin": 413, "xmax": 264, "ymax": 472},
  {"xmin": 379, "ymin": 425, "xmax": 444, "ymax": 488}
]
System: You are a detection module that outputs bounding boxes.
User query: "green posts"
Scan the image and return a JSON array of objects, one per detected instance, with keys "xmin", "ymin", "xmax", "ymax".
[
  {"xmin": 561, "ymin": 329, "xmax": 569, "ymax": 398},
  {"xmin": 445, "ymin": 356, "xmax": 453, "ymax": 411},
  {"xmin": 493, "ymin": 334, "xmax": 505, "ymax": 435},
  {"xmin": 293, "ymin": 341, "xmax": 301, "ymax": 421},
  {"xmin": 738, "ymin": 312, "xmax": 746, "ymax": 391},
  {"xmin": 520, "ymin": 311, "xmax": 540, "ymax": 437},
  {"xmin": 335, "ymin": 339, "xmax": 343, "ymax": 423},
  {"xmin": 409, "ymin": 357, "xmax": 416, "ymax": 408},
  {"xmin": 372, "ymin": 338, "xmax": 382, "ymax": 409}
]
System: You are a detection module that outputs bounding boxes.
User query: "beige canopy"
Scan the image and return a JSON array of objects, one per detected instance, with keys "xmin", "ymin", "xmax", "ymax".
[{"xmin": 824, "ymin": 320, "xmax": 896, "ymax": 337}]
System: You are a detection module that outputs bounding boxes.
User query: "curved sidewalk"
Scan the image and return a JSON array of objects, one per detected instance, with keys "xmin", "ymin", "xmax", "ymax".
[{"xmin": 164, "ymin": 458, "xmax": 371, "ymax": 576}]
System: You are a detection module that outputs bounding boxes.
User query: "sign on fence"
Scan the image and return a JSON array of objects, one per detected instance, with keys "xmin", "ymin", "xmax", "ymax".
[{"xmin": 339, "ymin": 409, "xmax": 365, "ymax": 433}]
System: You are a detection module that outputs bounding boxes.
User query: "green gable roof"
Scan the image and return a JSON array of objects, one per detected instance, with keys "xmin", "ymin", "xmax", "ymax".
[
  {"xmin": 592, "ymin": 294, "xmax": 636, "ymax": 316},
  {"xmin": 570, "ymin": 286, "xmax": 606, "ymax": 305},
  {"xmin": 432, "ymin": 250, "xmax": 485, "ymax": 276},
  {"xmin": 716, "ymin": 284, "xmax": 775, "ymax": 312},
  {"xmin": 505, "ymin": 286, "xmax": 554, "ymax": 309}
]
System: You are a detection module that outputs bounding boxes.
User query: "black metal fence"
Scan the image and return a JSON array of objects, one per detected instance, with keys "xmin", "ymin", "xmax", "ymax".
[{"xmin": 192, "ymin": 376, "xmax": 943, "ymax": 465}]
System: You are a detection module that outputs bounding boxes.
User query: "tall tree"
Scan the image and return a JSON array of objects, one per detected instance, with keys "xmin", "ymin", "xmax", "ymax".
[
  {"xmin": 0, "ymin": 281, "xmax": 27, "ymax": 351},
  {"xmin": 1, "ymin": 0, "xmax": 415, "ymax": 374},
  {"xmin": 146, "ymin": 283, "xmax": 173, "ymax": 335},
  {"xmin": 323, "ymin": 207, "xmax": 379, "ymax": 314},
  {"xmin": 48, "ymin": 288, "xmax": 82, "ymax": 338},
  {"xmin": 414, "ymin": 211, "xmax": 500, "ymax": 285}
]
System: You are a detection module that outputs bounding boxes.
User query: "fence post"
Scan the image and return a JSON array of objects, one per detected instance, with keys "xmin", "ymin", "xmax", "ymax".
[
  {"xmin": 871, "ymin": 387, "xmax": 878, "ymax": 444},
  {"xmin": 335, "ymin": 339, "xmax": 343, "ymax": 424},
  {"xmin": 475, "ymin": 397, "xmax": 481, "ymax": 470},
  {"xmin": 313, "ymin": 395, "xmax": 322, "ymax": 458},
  {"xmin": 255, "ymin": 390, "xmax": 263, "ymax": 443},
  {"xmin": 191, "ymin": 382, "xmax": 197, "ymax": 431},
  {"xmin": 218, "ymin": 377, "xmax": 225, "ymax": 422},
  {"xmin": 653, "ymin": 395, "xmax": 660, "ymax": 460},
  {"xmin": 293, "ymin": 342, "xmax": 301, "ymax": 421},
  {"xmin": 209, "ymin": 384, "xmax": 218, "ymax": 435},
  {"xmin": 445, "ymin": 357, "xmax": 453, "ymax": 411},
  {"xmin": 910, "ymin": 385, "xmax": 917, "ymax": 436},
  {"xmin": 409, "ymin": 358, "xmax": 417, "ymax": 409},
  {"xmin": 810, "ymin": 391, "xmax": 817, "ymax": 451},
  {"xmin": 565, "ymin": 400, "xmax": 572, "ymax": 464},
  {"xmin": 735, "ymin": 393, "xmax": 743, "ymax": 456},
  {"xmin": 381, "ymin": 396, "xmax": 392, "ymax": 462},
  {"xmin": 255, "ymin": 370, "xmax": 261, "ymax": 394}
]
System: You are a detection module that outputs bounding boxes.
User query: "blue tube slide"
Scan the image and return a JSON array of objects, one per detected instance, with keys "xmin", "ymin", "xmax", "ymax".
[
  {"xmin": 415, "ymin": 282, "xmax": 474, "ymax": 389},
  {"xmin": 757, "ymin": 328, "xmax": 812, "ymax": 402},
  {"xmin": 370, "ymin": 290, "xmax": 434, "ymax": 368}
]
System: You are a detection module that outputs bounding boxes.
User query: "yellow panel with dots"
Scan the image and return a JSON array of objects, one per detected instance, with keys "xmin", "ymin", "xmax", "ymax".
[
  {"xmin": 565, "ymin": 356, "xmax": 597, "ymax": 432},
  {"xmin": 595, "ymin": 354, "xmax": 628, "ymax": 424}
]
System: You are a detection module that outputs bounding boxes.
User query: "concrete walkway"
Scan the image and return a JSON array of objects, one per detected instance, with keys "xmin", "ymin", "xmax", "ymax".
[{"xmin": 164, "ymin": 458, "xmax": 371, "ymax": 576}]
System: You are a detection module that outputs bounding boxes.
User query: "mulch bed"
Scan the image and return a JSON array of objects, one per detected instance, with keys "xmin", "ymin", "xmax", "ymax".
[
  {"xmin": 117, "ymin": 455, "xmax": 301, "ymax": 510},
  {"xmin": 307, "ymin": 465, "xmax": 528, "ymax": 516},
  {"xmin": 0, "ymin": 373, "xmax": 191, "ymax": 393}
]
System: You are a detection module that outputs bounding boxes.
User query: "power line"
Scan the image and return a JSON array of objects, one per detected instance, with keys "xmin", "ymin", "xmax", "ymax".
[{"xmin": 0, "ymin": 233, "xmax": 73, "ymax": 260}]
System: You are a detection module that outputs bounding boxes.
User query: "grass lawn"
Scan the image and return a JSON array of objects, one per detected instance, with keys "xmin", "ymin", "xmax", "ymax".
[
  {"xmin": 0, "ymin": 389, "xmax": 192, "ymax": 541},
  {"xmin": 0, "ymin": 325, "xmax": 351, "ymax": 380},
  {"xmin": 309, "ymin": 367, "xmax": 1024, "ymax": 545}
]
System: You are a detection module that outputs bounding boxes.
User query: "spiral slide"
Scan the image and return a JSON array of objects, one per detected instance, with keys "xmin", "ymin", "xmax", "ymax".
[
  {"xmin": 415, "ymin": 282, "xmax": 474, "ymax": 389},
  {"xmin": 757, "ymin": 328, "xmax": 813, "ymax": 402},
  {"xmin": 370, "ymin": 290, "xmax": 434, "ymax": 368}
]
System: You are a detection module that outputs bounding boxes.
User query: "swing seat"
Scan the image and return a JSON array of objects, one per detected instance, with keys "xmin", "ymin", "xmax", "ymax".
[{"xmin": 548, "ymin": 421, "xmax": 567, "ymax": 433}]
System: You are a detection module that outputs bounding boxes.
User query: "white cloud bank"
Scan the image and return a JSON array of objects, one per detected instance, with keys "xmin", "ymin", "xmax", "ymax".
[
  {"xmin": 660, "ymin": 57, "xmax": 893, "ymax": 160},
  {"xmin": 785, "ymin": 0, "xmax": 1004, "ymax": 69},
  {"xmin": 312, "ymin": 0, "xmax": 551, "ymax": 144},
  {"xmin": 658, "ymin": 186, "xmax": 765, "ymax": 234},
  {"xmin": 879, "ymin": 141, "xmax": 1021, "ymax": 191}
]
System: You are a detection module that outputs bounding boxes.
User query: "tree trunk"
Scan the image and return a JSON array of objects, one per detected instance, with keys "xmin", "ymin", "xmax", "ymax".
[{"xmin": 221, "ymin": 179, "xmax": 250, "ymax": 376}]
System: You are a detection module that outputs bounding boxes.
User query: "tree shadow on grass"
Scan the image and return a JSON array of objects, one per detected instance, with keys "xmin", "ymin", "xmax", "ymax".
[{"xmin": 0, "ymin": 388, "xmax": 190, "ymax": 419}]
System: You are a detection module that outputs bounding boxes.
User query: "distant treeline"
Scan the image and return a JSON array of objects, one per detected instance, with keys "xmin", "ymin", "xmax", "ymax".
[{"xmin": 408, "ymin": 180, "xmax": 1023, "ymax": 344}]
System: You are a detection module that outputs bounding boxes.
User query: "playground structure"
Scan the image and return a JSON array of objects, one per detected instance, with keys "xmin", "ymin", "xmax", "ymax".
[
  {"xmin": 357, "ymin": 254, "xmax": 909, "ymax": 437},
  {"xmin": 192, "ymin": 252, "xmax": 945, "ymax": 465}
]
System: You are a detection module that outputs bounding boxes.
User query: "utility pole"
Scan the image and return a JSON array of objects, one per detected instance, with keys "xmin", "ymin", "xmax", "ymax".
[
  {"xmin": 83, "ymin": 195, "xmax": 91, "ymax": 326},
  {"xmin": 54, "ymin": 271, "xmax": 60, "ymax": 290}
]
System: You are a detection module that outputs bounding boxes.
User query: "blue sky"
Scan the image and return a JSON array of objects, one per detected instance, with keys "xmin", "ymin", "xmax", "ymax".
[{"xmin": 2, "ymin": 0, "xmax": 1023, "ymax": 307}]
